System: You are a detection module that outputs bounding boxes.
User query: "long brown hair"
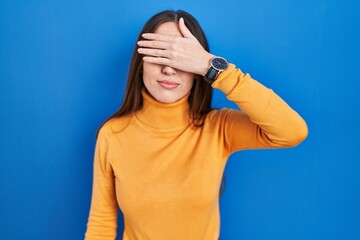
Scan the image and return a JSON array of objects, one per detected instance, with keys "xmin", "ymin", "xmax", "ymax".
[
  {"xmin": 98, "ymin": 10, "xmax": 225, "ymax": 198},
  {"xmin": 98, "ymin": 10, "xmax": 213, "ymax": 135}
]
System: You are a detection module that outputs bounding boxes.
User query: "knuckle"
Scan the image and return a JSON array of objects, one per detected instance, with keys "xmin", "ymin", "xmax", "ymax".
[
  {"xmin": 169, "ymin": 43, "xmax": 177, "ymax": 50},
  {"xmin": 159, "ymin": 58, "xmax": 167, "ymax": 64},
  {"xmin": 154, "ymin": 49, "xmax": 161, "ymax": 56},
  {"xmin": 169, "ymin": 59, "xmax": 176, "ymax": 66},
  {"xmin": 174, "ymin": 37, "xmax": 181, "ymax": 43},
  {"xmin": 169, "ymin": 51, "xmax": 176, "ymax": 58}
]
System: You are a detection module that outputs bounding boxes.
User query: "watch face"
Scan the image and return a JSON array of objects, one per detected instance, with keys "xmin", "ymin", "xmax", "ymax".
[{"xmin": 211, "ymin": 57, "xmax": 228, "ymax": 71}]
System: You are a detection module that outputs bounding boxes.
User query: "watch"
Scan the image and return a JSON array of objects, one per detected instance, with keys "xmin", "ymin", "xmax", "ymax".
[{"xmin": 204, "ymin": 56, "xmax": 229, "ymax": 84}]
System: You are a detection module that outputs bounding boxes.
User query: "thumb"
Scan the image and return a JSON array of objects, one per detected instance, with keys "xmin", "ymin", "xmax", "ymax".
[{"xmin": 179, "ymin": 17, "xmax": 196, "ymax": 39}]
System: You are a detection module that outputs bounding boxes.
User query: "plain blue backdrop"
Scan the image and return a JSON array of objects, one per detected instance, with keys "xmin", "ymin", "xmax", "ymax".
[{"xmin": 1, "ymin": 0, "xmax": 359, "ymax": 239}]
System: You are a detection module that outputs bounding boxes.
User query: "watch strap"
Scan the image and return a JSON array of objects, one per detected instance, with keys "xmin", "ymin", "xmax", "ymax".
[{"xmin": 204, "ymin": 67, "xmax": 219, "ymax": 84}]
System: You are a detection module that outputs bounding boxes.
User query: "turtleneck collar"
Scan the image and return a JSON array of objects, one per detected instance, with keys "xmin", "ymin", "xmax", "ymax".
[{"xmin": 134, "ymin": 88, "xmax": 191, "ymax": 131}]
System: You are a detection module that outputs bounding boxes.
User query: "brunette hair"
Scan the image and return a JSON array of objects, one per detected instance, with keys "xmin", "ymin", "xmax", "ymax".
[
  {"xmin": 98, "ymin": 10, "xmax": 213, "ymax": 134},
  {"xmin": 97, "ymin": 10, "xmax": 225, "ymax": 198}
]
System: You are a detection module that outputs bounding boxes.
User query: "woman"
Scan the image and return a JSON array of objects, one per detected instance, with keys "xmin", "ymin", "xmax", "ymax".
[{"xmin": 85, "ymin": 10, "xmax": 308, "ymax": 240}]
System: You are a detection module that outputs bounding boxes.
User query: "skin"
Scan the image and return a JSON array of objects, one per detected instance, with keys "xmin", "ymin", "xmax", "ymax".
[{"xmin": 137, "ymin": 18, "xmax": 215, "ymax": 103}]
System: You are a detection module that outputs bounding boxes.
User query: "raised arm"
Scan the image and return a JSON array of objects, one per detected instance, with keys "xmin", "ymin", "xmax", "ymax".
[
  {"xmin": 137, "ymin": 17, "xmax": 308, "ymax": 154},
  {"xmin": 211, "ymin": 64, "xmax": 308, "ymax": 154}
]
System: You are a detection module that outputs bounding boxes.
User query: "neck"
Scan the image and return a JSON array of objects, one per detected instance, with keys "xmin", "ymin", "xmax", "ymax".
[{"xmin": 134, "ymin": 88, "xmax": 191, "ymax": 130}]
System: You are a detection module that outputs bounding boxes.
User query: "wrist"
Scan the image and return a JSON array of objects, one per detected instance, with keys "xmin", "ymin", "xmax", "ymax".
[
  {"xmin": 199, "ymin": 53, "xmax": 216, "ymax": 76},
  {"xmin": 204, "ymin": 56, "xmax": 229, "ymax": 84}
]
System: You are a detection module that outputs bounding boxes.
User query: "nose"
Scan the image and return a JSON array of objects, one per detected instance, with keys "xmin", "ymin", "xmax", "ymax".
[{"xmin": 162, "ymin": 65, "xmax": 176, "ymax": 75}]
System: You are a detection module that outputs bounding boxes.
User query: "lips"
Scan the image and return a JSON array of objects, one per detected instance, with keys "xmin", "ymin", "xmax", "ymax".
[{"xmin": 157, "ymin": 80, "xmax": 180, "ymax": 89}]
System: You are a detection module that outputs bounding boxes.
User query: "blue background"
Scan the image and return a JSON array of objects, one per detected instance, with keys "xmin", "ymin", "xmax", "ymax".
[{"xmin": 1, "ymin": 0, "xmax": 359, "ymax": 239}]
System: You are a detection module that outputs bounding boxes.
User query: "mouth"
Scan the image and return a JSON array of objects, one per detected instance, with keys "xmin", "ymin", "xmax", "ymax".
[{"xmin": 157, "ymin": 80, "xmax": 180, "ymax": 89}]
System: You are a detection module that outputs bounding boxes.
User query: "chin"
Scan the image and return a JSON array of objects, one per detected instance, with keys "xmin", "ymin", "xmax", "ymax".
[
  {"xmin": 155, "ymin": 96, "xmax": 178, "ymax": 104},
  {"xmin": 153, "ymin": 92, "xmax": 184, "ymax": 104}
]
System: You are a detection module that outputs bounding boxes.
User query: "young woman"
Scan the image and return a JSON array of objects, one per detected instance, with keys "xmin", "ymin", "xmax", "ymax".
[{"xmin": 85, "ymin": 10, "xmax": 308, "ymax": 240}]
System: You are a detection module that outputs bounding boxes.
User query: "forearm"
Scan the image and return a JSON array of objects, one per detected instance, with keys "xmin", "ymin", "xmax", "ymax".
[{"xmin": 212, "ymin": 63, "xmax": 308, "ymax": 147}]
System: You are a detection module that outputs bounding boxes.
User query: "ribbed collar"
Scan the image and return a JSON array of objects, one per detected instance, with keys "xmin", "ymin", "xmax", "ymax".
[{"xmin": 134, "ymin": 88, "xmax": 191, "ymax": 131}]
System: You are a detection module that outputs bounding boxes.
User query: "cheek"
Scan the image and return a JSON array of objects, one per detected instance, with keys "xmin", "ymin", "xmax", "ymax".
[
  {"xmin": 186, "ymin": 79, "xmax": 195, "ymax": 90},
  {"xmin": 142, "ymin": 62, "xmax": 159, "ymax": 82},
  {"xmin": 142, "ymin": 63, "xmax": 150, "ymax": 80},
  {"xmin": 183, "ymin": 74, "xmax": 195, "ymax": 90}
]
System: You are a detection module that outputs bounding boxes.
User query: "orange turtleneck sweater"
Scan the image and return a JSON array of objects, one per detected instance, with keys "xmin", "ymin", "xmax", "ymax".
[{"xmin": 85, "ymin": 64, "xmax": 308, "ymax": 240}]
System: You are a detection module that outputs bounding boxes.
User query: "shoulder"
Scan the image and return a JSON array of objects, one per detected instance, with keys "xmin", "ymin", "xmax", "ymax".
[
  {"xmin": 100, "ymin": 114, "xmax": 133, "ymax": 135},
  {"xmin": 203, "ymin": 108, "xmax": 232, "ymax": 130},
  {"xmin": 204, "ymin": 108, "xmax": 249, "ymax": 130},
  {"xmin": 206, "ymin": 108, "xmax": 245, "ymax": 122}
]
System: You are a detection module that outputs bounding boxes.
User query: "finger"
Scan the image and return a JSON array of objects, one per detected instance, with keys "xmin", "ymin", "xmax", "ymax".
[
  {"xmin": 137, "ymin": 40, "xmax": 169, "ymax": 50},
  {"xmin": 143, "ymin": 56, "xmax": 171, "ymax": 65},
  {"xmin": 137, "ymin": 47, "xmax": 169, "ymax": 58},
  {"xmin": 142, "ymin": 33, "xmax": 175, "ymax": 42},
  {"xmin": 179, "ymin": 17, "xmax": 195, "ymax": 39}
]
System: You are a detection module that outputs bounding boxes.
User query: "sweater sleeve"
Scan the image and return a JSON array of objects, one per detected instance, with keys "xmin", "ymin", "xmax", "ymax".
[
  {"xmin": 211, "ymin": 63, "xmax": 308, "ymax": 154},
  {"xmin": 85, "ymin": 125, "xmax": 118, "ymax": 240}
]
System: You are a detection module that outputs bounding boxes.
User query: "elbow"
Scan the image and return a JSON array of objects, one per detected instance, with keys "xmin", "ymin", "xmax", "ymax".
[{"xmin": 286, "ymin": 119, "xmax": 309, "ymax": 147}]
